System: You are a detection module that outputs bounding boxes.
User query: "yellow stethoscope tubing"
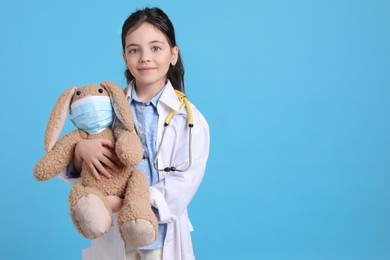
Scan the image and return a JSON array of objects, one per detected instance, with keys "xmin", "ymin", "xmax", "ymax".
[{"xmin": 153, "ymin": 90, "xmax": 194, "ymax": 172}]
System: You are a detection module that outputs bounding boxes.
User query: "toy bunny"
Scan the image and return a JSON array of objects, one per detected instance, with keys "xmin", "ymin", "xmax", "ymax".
[{"xmin": 34, "ymin": 81, "xmax": 158, "ymax": 248}]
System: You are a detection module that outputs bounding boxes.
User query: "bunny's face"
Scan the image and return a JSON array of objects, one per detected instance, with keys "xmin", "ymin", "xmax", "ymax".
[
  {"xmin": 71, "ymin": 84, "xmax": 110, "ymax": 103},
  {"xmin": 43, "ymin": 81, "xmax": 134, "ymax": 152},
  {"xmin": 68, "ymin": 84, "xmax": 114, "ymax": 134}
]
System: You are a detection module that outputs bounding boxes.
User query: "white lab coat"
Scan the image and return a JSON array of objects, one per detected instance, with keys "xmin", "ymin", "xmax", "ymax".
[{"xmin": 59, "ymin": 81, "xmax": 210, "ymax": 260}]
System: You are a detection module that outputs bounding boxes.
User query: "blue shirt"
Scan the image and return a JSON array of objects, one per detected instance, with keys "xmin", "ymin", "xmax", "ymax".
[{"xmin": 128, "ymin": 86, "xmax": 167, "ymax": 250}]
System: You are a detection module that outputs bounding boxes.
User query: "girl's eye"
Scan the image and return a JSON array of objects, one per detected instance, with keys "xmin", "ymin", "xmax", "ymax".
[
  {"xmin": 152, "ymin": 46, "xmax": 161, "ymax": 52},
  {"xmin": 129, "ymin": 48, "xmax": 139, "ymax": 54}
]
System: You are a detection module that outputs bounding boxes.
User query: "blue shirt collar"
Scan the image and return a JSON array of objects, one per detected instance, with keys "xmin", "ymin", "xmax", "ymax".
[{"xmin": 130, "ymin": 81, "xmax": 165, "ymax": 107}]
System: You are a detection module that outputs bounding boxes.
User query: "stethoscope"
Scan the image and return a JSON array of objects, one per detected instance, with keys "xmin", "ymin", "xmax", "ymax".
[{"xmin": 153, "ymin": 90, "xmax": 194, "ymax": 172}]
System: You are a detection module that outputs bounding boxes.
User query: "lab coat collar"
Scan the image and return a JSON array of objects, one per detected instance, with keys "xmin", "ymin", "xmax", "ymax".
[{"xmin": 158, "ymin": 81, "xmax": 180, "ymax": 111}]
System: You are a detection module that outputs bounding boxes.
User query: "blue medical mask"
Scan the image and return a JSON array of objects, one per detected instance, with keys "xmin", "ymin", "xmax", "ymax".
[{"xmin": 70, "ymin": 96, "xmax": 114, "ymax": 134}]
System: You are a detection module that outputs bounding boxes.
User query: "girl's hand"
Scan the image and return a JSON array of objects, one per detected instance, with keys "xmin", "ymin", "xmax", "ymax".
[
  {"xmin": 74, "ymin": 139, "xmax": 121, "ymax": 180},
  {"xmin": 106, "ymin": 195, "xmax": 124, "ymax": 213}
]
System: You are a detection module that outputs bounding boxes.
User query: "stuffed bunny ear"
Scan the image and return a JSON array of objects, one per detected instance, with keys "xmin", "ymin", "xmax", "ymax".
[
  {"xmin": 100, "ymin": 81, "xmax": 135, "ymax": 132},
  {"xmin": 44, "ymin": 87, "xmax": 77, "ymax": 152}
]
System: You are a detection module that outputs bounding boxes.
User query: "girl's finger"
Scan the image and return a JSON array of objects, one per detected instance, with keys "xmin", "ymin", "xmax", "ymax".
[
  {"xmin": 88, "ymin": 162, "xmax": 101, "ymax": 180},
  {"xmin": 94, "ymin": 160, "xmax": 112, "ymax": 179},
  {"xmin": 102, "ymin": 148, "xmax": 122, "ymax": 166},
  {"xmin": 100, "ymin": 155, "xmax": 120, "ymax": 173},
  {"xmin": 100, "ymin": 139, "xmax": 115, "ymax": 149}
]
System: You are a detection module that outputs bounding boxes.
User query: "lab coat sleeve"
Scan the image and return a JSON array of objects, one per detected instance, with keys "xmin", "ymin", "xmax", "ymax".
[
  {"xmin": 57, "ymin": 160, "xmax": 82, "ymax": 185},
  {"xmin": 149, "ymin": 109, "xmax": 210, "ymax": 223}
]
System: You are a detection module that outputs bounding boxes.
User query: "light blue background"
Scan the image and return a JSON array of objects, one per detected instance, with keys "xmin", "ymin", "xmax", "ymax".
[{"xmin": 1, "ymin": 0, "xmax": 389, "ymax": 259}]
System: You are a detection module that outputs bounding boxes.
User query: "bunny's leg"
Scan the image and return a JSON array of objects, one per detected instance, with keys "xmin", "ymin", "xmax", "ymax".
[
  {"xmin": 69, "ymin": 184, "xmax": 113, "ymax": 239},
  {"xmin": 118, "ymin": 170, "xmax": 158, "ymax": 247}
]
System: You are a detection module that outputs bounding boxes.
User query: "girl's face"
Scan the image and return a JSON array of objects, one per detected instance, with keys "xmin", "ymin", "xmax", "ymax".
[{"xmin": 123, "ymin": 22, "xmax": 178, "ymax": 91}]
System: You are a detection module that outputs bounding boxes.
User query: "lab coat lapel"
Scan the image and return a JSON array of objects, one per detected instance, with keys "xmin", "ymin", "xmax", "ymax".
[
  {"xmin": 158, "ymin": 81, "xmax": 180, "ymax": 112},
  {"xmin": 156, "ymin": 81, "xmax": 180, "ymax": 176}
]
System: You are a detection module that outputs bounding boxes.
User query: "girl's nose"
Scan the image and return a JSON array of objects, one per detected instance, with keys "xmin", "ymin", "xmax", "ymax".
[{"xmin": 139, "ymin": 51, "xmax": 151, "ymax": 63}]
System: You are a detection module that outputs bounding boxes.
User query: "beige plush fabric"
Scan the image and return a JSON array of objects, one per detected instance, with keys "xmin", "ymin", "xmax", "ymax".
[{"xmin": 34, "ymin": 81, "xmax": 158, "ymax": 247}]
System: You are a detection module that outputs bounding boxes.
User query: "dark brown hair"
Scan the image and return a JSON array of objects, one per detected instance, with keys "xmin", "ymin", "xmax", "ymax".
[{"xmin": 122, "ymin": 7, "xmax": 185, "ymax": 92}]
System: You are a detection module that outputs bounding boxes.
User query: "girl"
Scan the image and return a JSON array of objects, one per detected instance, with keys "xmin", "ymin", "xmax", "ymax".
[{"xmin": 65, "ymin": 7, "xmax": 210, "ymax": 260}]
